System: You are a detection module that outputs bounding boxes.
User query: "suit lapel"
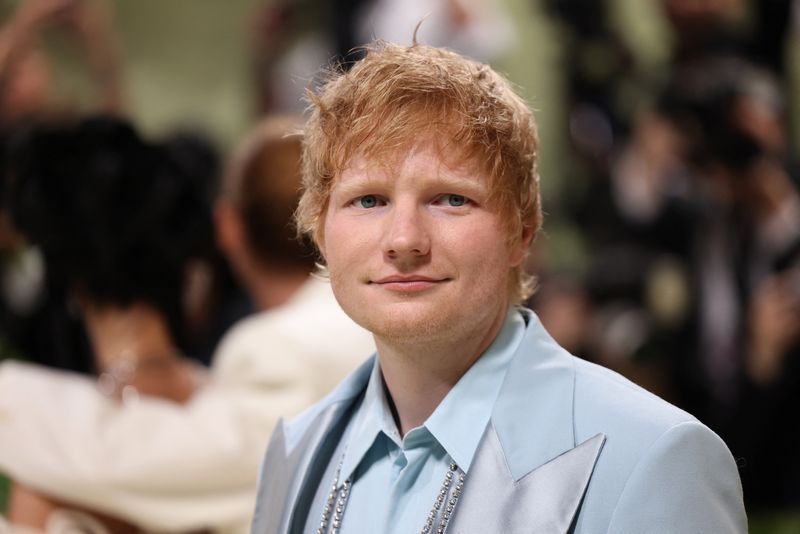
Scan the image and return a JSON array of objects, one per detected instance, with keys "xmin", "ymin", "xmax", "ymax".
[
  {"xmin": 447, "ymin": 310, "xmax": 606, "ymax": 533},
  {"xmin": 254, "ymin": 311, "xmax": 604, "ymax": 534},
  {"xmin": 492, "ymin": 310, "xmax": 579, "ymax": 478},
  {"xmin": 448, "ymin": 426, "xmax": 605, "ymax": 534},
  {"xmin": 250, "ymin": 420, "xmax": 290, "ymax": 534},
  {"xmin": 251, "ymin": 358, "xmax": 375, "ymax": 534}
]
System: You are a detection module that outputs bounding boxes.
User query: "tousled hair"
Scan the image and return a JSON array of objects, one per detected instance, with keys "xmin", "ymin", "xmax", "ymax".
[{"xmin": 296, "ymin": 41, "xmax": 542, "ymax": 302}]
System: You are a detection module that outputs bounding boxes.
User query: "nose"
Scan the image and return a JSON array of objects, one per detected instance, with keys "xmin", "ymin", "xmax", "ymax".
[{"xmin": 381, "ymin": 202, "xmax": 430, "ymax": 261}]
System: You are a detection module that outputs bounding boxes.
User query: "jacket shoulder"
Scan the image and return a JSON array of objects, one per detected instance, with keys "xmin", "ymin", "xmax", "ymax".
[
  {"xmin": 569, "ymin": 357, "xmax": 745, "ymax": 532},
  {"xmin": 572, "ymin": 356, "xmax": 696, "ymax": 440}
]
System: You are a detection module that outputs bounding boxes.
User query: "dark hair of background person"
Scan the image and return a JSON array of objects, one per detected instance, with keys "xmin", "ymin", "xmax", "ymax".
[
  {"xmin": 0, "ymin": 122, "xmax": 93, "ymax": 373},
  {"xmin": 6, "ymin": 116, "xmax": 217, "ymax": 359}
]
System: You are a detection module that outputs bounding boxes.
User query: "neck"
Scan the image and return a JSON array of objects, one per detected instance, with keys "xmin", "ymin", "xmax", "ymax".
[
  {"xmin": 376, "ymin": 307, "xmax": 507, "ymax": 437},
  {"xmin": 247, "ymin": 264, "xmax": 310, "ymax": 311},
  {"xmin": 81, "ymin": 300, "xmax": 178, "ymax": 372},
  {"xmin": 232, "ymin": 252, "xmax": 310, "ymax": 311}
]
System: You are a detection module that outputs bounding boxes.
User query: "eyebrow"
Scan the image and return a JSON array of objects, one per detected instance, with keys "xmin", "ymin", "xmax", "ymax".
[
  {"xmin": 332, "ymin": 168, "xmax": 488, "ymax": 199},
  {"xmin": 430, "ymin": 173, "xmax": 488, "ymax": 194},
  {"xmin": 329, "ymin": 173, "xmax": 384, "ymax": 200}
]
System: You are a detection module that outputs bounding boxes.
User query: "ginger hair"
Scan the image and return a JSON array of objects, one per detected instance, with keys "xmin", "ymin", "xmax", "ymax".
[{"xmin": 296, "ymin": 41, "xmax": 542, "ymax": 302}]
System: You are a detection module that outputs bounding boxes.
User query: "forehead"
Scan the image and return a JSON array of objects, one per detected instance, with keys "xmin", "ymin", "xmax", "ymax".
[{"xmin": 334, "ymin": 137, "xmax": 490, "ymax": 189}]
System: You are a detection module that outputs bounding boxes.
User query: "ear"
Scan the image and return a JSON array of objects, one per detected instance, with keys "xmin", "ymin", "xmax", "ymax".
[
  {"xmin": 314, "ymin": 208, "xmax": 329, "ymax": 261},
  {"xmin": 508, "ymin": 220, "xmax": 536, "ymax": 268},
  {"xmin": 314, "ymin": 228, "xmax": 325, "ymax": 260}
]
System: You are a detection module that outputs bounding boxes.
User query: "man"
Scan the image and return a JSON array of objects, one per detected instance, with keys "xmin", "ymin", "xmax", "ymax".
[
  {"xmin": 0, "ymin": 116, "xmax": 374, "ymax": 533},
  {"xmin": 251, "ymin": 42, "xmax": 747, "ymax": 533}
]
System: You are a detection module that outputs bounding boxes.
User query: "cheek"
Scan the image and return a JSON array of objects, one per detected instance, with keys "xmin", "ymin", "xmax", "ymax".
[
  {"xmin": 449, "ymin": 224, "xmax": 515, "ymax": 275},
  {"xmin": 467, "ymin": 217, "xmax": 514, "ymax": 256},
  {"xmin": 322, "ymin": 214, "xmax": 369, "ymax": 274},
  {"xmin": 320, "ymin": 210, "xmax": 345, "ymax": 264}
]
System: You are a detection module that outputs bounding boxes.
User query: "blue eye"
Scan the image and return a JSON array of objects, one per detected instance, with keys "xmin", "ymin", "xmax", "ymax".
[
  {"xmin": 355, "ymin": 195, "xmax": 379, "ymax": 208},
  {"xmin": 446, "ymin": 194, "xmax": 466, "ymax": 207}
]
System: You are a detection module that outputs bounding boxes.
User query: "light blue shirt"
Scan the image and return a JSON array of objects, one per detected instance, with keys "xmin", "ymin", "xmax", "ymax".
[{"xmin": 303, "ymin": 307, "xmax": 526, "ymax": 533}]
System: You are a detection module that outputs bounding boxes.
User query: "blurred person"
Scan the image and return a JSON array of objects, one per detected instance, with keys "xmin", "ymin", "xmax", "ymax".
[
  {"xmin": 214, "ymin": 116, "xmax": 375, "ymax": 398},
  {"xmin": 251, "ymin": 40, "xmax": 745, "ymax": 534},
  {"xmin": 0, "ymin": 0, "xmax": 127, "ymax": 378},
  {"xmin": 584, "ymin": 55, "xmax": 796, "ymax": 362},
  {"xmin": 250, "ymin": 0, "xmax": 336, "ymax": 114},
  {"xmin": 353, "ymin": 0, "xmax": 514, "ymax": 62},
  {"xmin": 660, "ymin": 0, "xmax": 747, "ymax": 61},
  {"xmin": 251, "ymin": 0, "xmax": 513, "ymax": 114},
  {"xmin": 662, "ymin": 57, "xmax": 800, "ymax": 513},
  {"xmin": 551, "ymin": 0, "xmax": 797, "ymax": 260},
  {"xmin": 161, "ymin": 129, "xmax": 250, "ymax": 368},
  {"xmin": 0, "ymin": 128, "xmax": 51, "ymax": 364},
  {"xmin": 592, "ymin": 55, "xmax": 800, "ymax": 513},
  {"xmin": 0, "ymin": 115, "xmax": 214, "ymax": 531},
  {"xmin": 658, "ymin": 56, "xmax": 799, "ymax": 397},
  {"xmin": 0, "ymin": 115, "xmax": 374, "ymax": 534},
  {"xmin": 0, "ymin": 0, "xmax": 124, "ymax": 122},
  {"xmin": 660, "ymin": 0, "xmax": 796, "ymax": 76},
  {"xmin": 0, "ymin": 125, "xmax": 224, "ymax": 371},
  {"xmin": 0, "ymin": 125, "xmax": 223, "ymax": 388}
]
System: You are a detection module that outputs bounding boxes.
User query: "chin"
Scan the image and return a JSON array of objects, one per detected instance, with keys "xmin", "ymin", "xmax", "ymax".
[{"xmin": 351, "ymin": 299, "xmax": 464, "ymax": 344}]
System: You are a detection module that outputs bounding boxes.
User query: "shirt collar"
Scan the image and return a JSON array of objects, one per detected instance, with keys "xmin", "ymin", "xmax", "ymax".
[
  {"xmin": 424, "ymin": 307, "xmax": 525, "ymax": 472},
  {"xmin": 338, "ymin": 358, "xmax": 394, "ymax": 482},
  {"xmin": 339, "ymin": 307, "xmax": 526, "ymax": 481}
]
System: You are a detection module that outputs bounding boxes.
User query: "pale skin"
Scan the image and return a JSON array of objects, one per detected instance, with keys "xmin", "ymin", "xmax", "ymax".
[
  {"xmin": 9, "ymin": 301, "xmax": 200, "ymax": 529},
  {"xmin": 9, "ymin": 483, "xmax": 139, "ymax": 533},
  {"xmin": 320, "ymin": 139, "xmax": 533, "ymax": 436},
  {"xmin": 81, "ymin": 301, "xmax": 200, "ymax": 403}
]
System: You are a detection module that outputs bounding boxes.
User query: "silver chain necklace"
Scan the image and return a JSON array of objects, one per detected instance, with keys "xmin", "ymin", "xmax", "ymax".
[{"xmin": 316, "ymin": 454, "xmax": 466, "ymax": 534}]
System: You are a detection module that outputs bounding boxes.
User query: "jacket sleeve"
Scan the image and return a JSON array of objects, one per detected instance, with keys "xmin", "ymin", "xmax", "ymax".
[
  {"xmin": 0, "ymin": 359, "xmax": 315, "ymax": 533},
  {"xmin": 606, "ymin": 420, "xmax": 747, "ymax": 533}
]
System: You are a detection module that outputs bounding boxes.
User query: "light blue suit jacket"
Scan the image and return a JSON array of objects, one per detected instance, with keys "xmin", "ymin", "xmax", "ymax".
[{"xmin": 251, "ymin": 309, "xmax": 746, "ymax": 533}]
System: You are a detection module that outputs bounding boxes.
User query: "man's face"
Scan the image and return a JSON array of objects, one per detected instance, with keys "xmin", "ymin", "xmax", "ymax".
[{"xmin": 320, "ymin": 139, "xmax": 530, "ymax": 346}]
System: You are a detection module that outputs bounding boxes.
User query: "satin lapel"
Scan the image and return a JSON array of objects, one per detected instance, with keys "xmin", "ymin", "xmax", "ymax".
[
  {"xmin": 445, "ymin": 310, "xmax": 606, "ymax": 533},
  {"xmin": 251, "ymin": 357, "xmax": 375, "ymax": 534},
  {"xmin": 251, "ymin": 420, "xmax": 290, "ymax": 534},
  {"xmin": 286, "ymin": 400, "xmax": 357, "ymax": 534},
  {"xmin": 251, "ymin": 402, "xmax": 350, "ymax": 534},
  {"xmin": 448, "ymin": 425, "xmax": 605, "ymax": 534}
]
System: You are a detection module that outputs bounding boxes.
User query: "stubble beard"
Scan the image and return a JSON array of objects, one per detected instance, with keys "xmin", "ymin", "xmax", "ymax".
[
  {"xmin": 347, "ymin": 292, "xmax": 504, "ymax": 359},
  {"xmin": 330, "ymin": 269, "xmax": 511, "ymax": 356},
  {"xmin": 366, "ymin": 302, "xmax": 454, "ymax": 346}
]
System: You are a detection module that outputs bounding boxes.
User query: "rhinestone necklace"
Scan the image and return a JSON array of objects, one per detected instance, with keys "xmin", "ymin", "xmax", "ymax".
[{"xmin": 316, "ymin": 454, "xmax": 466, "ymax": 534}]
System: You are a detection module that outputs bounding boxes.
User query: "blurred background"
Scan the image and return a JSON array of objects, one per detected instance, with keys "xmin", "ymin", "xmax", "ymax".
[{"xmin": 0, "ymin": 0, "xmax": 799, "ymax": 532}]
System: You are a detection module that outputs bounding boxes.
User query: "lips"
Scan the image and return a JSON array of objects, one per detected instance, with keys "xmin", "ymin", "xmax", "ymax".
[{"xmin": 370, "ymin": 274, "xmax": 449, "ymax": 292}]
